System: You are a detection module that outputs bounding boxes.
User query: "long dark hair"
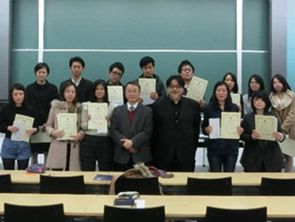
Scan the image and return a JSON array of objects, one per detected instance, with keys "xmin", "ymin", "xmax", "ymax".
[
  {"xmin": 223, "ymin": 72, "xmax": 238, "ymax": 93},
  {"xmin": 91, "ymin": 79, "xmax": 109, "ymax": 103},
  {"xmin": 247, "ymin": 74, "xmax": 265, "ymax": 98},
  {"xmin": 60, "ymin": 82, "xmax": 78, "ymax": 105},
  {"xmin": 9, "ymin": 83, "xmax": 27, "ymax": 107},
  {"xmin": 270, "ymin": 74, "xmax": 291, "ymax": 94},
  {"xmin": 210, "ymin": 81, "xmax": 232, "ymax": 110}
]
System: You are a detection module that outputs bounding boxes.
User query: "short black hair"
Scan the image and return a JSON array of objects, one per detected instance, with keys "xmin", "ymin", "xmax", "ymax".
[
  {"xmin": 109, "ymin": 62, "xmax": 125, "ymax": 74},
  {"xmin": 178, "ymin": 60, "xmax": 195, "ymax": 73},
  {"xmin": 91, "ymin": 79, "xmax": 108, "ymax": 103},
  {"xmin": 166, "ymin": 75, "xmax": 185, "ymax": 88},
  {"xmin": 60, "ymin": 81, "xmax": 78, "ymax": 105},
  {"xmin": 125, "ymin": 81, "xmax": 141, "ymax": 92},
  {"xmin": 139, "ymin": 56, "xmax": 155, "ymax": 68},
  {"xmin": 247, "ymin": 74, "xmax": 265, "ymax": 97},
  {"xmin": 251, "ymin": 90, "xmax": 271, "ymax": 113},
  {"xmin": 69, "ymin": 56, "xmax": 85, "ymax": 68},
  {"xmin": 270, "ymin": 74, "xmax": 291, "ymax": 94},
  {"xmin": 34, "ymin": 62, "xmax": 50, "ymax": 75},
  {"xmin": 9, "ymin": 83, "xmax": 27, "ymax": 107},
  {"xmin": 223, "ymin": 72, "xmax": 239, "ymax": 93}
]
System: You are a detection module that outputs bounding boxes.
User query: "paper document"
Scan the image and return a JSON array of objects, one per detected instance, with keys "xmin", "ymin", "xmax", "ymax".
[
  {"xmin": 220, "ymin": 112, "xmax": 241, "ymax": 139},
  {"xmin": 255, "ymin": 115, "xmax": 277, "ymax": 141},
  {"xmin": 11, "ymin": 114, "xmax": 34, "ymax": 142},
  {"xmin": 209, "ymin": 118, "xmax": 220, "ymax": 139}
]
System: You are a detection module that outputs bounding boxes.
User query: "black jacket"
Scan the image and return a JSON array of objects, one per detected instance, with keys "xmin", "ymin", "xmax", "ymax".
[
  {"xmin": 202, "ymin": 102, "xmax": 240, "ymax": 155},
  {"xmin": 152, "ymin": 96, "xmax": 201, "ymax": 164},
  {"xmin": 27, "ymin": 81, "xmax": 58, "ymax": 125},
  {"xmin": 240, "ymin": 112, "xmax": 284, "ymax": 172}
]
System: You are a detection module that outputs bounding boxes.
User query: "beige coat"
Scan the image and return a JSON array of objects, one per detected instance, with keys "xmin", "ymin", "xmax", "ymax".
[
  {"xmin": 46, "ymin": 100, "xmax": 83, "ymax": 170},
  {"xmin": 270, "ymin": 90, "xmax": 295, "ymax": 139}
]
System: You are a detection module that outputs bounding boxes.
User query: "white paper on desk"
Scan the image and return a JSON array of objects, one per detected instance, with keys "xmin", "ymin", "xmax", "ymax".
[
  {"xmin": 279, "ymin": 135, "xmax": 295, "ymax": 157},
  {"xmin": 209, "ymin": 118, "xmax": 220, "ymax": 139}
]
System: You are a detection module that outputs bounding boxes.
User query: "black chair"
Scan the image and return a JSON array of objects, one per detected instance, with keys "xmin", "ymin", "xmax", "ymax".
[
  {"xmin": 205, "ymin": 206, "xmax": 267, "ymax": 222},
  {"xmin": 260, "ymin": 177, "xmax": 295, "ymax": 195},
  {"xmin": 0, "ymin": 174, "xmax": 13, "ymax": 193},
  {"xmin": 39, "ymin": 175, "xmax": 85, "ymax": 194},
  {"xmin": 4, "ymin": 203, "xmax": 65, "ymax": 222},
  {"xmin": 186, "ymin": 177, "xmax": 232, "ymax": 195},
  {"xmin": 103, "ymin": 205, "xmax": 165, "ymax": 222},
  {"xmin": 115, "ymin": 176, "xmax": 161, "ymax": 194}
]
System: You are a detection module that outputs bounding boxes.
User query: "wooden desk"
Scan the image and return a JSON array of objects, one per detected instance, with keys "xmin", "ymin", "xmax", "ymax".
[
  {"xmin": 2, "ymin": 170, "xmax": 295, "ymax": 187},
  {"xmin": 1, "ymin": 193, "xmax": 295, "ymax": 219},
  {"xmin": 2, "ymin": 170, "xmax": 295, "ymax": 194},
  {"xmin": 0, "ymin": 193, "xmax": 91, "ymax": 216}
]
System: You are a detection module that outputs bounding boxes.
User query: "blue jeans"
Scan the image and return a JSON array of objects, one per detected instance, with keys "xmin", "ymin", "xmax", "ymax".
[
  {"xmin": 208, "ymin": 154, "xmax": 238, "ymax": 172},
  {"xmin": 1, "ymin": 137, "xmax": 31, "ymax": 160}
]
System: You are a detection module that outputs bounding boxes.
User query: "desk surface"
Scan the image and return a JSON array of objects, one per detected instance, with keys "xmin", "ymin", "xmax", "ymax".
[
  {"xmin": 2, "ymin": 170, "xmax": 295, "ymax": 187},
  {"xmin": 1, "ymin": 193, "xmax": 295, "ymax": 219}
]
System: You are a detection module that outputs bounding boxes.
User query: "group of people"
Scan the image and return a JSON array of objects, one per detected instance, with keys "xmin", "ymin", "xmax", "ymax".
[{"xmin": 0, "ymin": 55, "xmax": 294, "ymax": 173}]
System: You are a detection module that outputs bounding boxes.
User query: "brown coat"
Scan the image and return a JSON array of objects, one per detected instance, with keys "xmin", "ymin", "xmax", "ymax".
[
  {"xmin": 270, "ymin": 90, "xmax": 295, "ymax": 140},
  {"xmin": 46, "ymin": 100, "xmax": 83, "ymax": 170}
]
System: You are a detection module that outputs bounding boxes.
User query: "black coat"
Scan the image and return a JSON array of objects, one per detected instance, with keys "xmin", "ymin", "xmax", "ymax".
[
  {"xmin": 202, "ymin": 102, "xmax": 240, "ymax": 155},
  {"xmin": 27, "ymin": 81, "xmax": 58, "ymax": 125},
  {"xmin": 152, "ymin": 96, "xmax": 201, "ymax": 165},
  {"xmin": 240, "ymin": 112, "xmax": 284, "ymax": 172}
]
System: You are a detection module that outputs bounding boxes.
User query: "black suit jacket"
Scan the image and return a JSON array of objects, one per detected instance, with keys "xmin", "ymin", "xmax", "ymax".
[
  {"xmin": 152, "ymin": 96, "xmax": 201, "ymax": 164},
  {"xmin": 110, "ymin": 103, "xmax": 153, "ymax": 164},
  {"xmin": 240, "ymin": 112, "xmax": 284, "ymax": 172}
]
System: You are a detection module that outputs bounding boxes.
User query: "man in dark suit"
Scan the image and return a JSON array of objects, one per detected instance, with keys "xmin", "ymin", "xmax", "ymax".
[
  {"xmin": 152, "ymin": 75, "xmax": 201, "ymax": 172},
  {"xmin": 110, "ymin": 81, "xmax": 153, "ymax": 171},
  {"xmin": 59, "ymin": 56, "xmax": 93, "ymax": 103}
]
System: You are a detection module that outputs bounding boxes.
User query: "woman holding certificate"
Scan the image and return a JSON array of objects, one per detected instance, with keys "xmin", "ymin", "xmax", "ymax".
[
  {"xmin": 46, "ymin": 82, "xmax": 84, "ymax": 171},
  {"xmin": 240, "ymin": 91, "xmax": 285, "ymax": 172},
  {"xmin": 202, "ymin": 81, "xmax": 243, "ymax": 172},
  {"xmin": 0, "ymin": 83, "xmax": 38, "ymax": 170},
  {"xmin": 80, "ymin": 79, "xmax": 115, "ymax": 171},
  {"xmin": 269, "ymin": 74, "xmax": 295, "ymax": 172}
]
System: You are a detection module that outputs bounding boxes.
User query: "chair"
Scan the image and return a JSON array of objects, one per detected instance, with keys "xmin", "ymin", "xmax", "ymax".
[
  {"xmin": 260, "ymin": 177, "xmax": 295, "ymax": 195},
  {"xmin": 103, "ymin": 205, "xmax": 165, "ymax": 222},
  {"xmin": 39, "ymin": 175, "xmax": 85, "ymax": 194},
  {"xmin": 186, "ymin": 177, "xmax": 232, "ymax": 195},
  {"xmin": 0, "ymin": 174, "xmax": 13, "ymax": 193},
  {"xmin": 114, "ymin": 176, "xmax": 160, "ymax": 194},
  {"xmin": 4, "ymin": 203, "xmax": 65, "ymax": 222},
  {"xmin": 205, "ymin": 206, "xmax": 267, "ymax": 222}
]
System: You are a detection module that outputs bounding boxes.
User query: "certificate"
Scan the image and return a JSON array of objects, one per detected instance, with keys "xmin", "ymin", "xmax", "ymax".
[
  {"xmin": 255, "ymin": 115, "xmax": 277, "ymax": 141},
  {"xmin": 280, "ymin": 135, "xmax": 295, "ymax": 157},
  {"xmin": 186, "ymin": 76, "xmax": 208, "ymax": 102},
  {"xmin": 138, "ymin": 78, "xmax": 156, "ymax": 105},
  {"xmin": 11, "ymin": 114, "xmax": 34, "ymax": 142},
  {"xmin": 220, "ymin": 112, "xmax": 241, "ymax": 139},
  {"xmin": 209, "ymin": 118, "xmax": 220, "ymax": 139},
  {"xmin": 87, "ymin": 102, "xmax": 108, "ymax": 133},
  {"xmin": 57, "ymin": 113, "xmax": 77, "ymax": 140},
  {"xmin": 107, "ymin": 86, "xmax": 124, "ymax": 106},
  {"xmin": 231, "ymin": 93, "xmax": 241, "ymax": 106}
]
